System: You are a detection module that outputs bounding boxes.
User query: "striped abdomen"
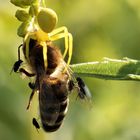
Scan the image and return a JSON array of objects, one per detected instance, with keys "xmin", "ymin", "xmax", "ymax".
[{"xmin": 39, "ymin": 76, "xmax": 69, "ymax": 132}]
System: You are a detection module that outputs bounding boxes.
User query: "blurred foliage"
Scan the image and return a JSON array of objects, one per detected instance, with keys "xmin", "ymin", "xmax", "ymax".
[{"xmin": 1, "ymin": 0, "xmax": 140, "ymax": 140}]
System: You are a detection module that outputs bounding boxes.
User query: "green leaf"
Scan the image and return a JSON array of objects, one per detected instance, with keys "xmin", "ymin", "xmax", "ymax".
[{"xmin": 70, "ymin": 57, "xmax": 140, "ymax": 81}]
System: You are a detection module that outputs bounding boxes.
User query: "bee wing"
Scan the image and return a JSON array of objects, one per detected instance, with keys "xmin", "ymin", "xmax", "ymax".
[
  {"xmin": 69, "ymin": 76, "xmax": 93, "ymax": 108},
  {"xmin": 83, "ymin": 84, "xmax": 92, "ymax": 100},
  {"xmin": 80, "ymin": 82, "xmax": 93, "ymax": 109}
]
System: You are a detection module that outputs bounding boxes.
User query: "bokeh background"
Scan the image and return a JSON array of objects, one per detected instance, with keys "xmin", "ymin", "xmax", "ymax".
[{"xmin": 1, "ymin": 0, "xmax": 140, "ymax": 140}]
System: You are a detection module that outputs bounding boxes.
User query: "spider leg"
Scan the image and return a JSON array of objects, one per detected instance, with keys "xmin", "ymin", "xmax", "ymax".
[
  {"xmin": 49, "ymin": 26, "xmax": 73, "ymax": 66},
  {"xmin": 40, "ymin": 42, "xmax": 48, "ymax": 70},
  {"xmin": 67, "ymin": 33, "xmax": 73, "ymax": 67}
]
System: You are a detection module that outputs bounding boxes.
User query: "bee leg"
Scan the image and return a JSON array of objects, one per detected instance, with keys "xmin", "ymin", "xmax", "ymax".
[
  {"xmin": 19, "ymin": 68, "xmax": 35, "ymax": 77},
  {"xmin": 27, "ymin": 79, "xmax": 39, "ymax": 110},
  {"xmin": 28, "ymin": 82, "xmax": 35, "ymax": 89},
  {"xmin": 18, "ymin": 68, "xmax": 36, "ymax": 109},
  {"xmin": 32, "ymin": 117, "xmax": 40, "ymax": 132},
  {"xmin": 11, "ymin": 60, "xmax": 23, "ymax": 74},
  {"xmin": 11, "ymin": 44, "xmax": 23, "ymax": 73},
  {"xmin": 26, "ymin": 89, "xmax": 36, "ymax": 110}
]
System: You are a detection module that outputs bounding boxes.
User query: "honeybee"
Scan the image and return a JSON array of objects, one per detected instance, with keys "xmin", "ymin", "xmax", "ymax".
[
  {"xmin": 12, "ymin": 39, "xmax": 92, "ymax": 132},
  {"xmin": 12, "ymin": 37, "xmax": 71, "ymax": 131},
  {"xmin": 11, "ymin": 4, "xmax": 90, "ymax": 132}
]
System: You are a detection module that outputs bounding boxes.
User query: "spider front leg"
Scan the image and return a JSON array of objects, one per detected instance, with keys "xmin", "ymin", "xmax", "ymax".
[{"xmin": 49, "ymin": 26, "xmax": 73, "ymax": 66}]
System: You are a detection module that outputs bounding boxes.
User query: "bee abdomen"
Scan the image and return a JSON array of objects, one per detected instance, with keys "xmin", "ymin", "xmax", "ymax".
[
  {"xmin": 40, "ymin": 98, "xmax": 69, "ymax": 132},
  {"xmin": 42, "ymin": 122, "xmax": 61, "ymax": 132}
]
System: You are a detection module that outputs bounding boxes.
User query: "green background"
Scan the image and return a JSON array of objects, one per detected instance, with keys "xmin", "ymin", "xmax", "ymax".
[{"xmin": 1, "ymin": 0, "xmax": 140, "ymax": 140}]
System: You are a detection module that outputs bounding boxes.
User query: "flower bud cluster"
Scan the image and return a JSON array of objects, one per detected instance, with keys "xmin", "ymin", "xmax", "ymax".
[{"xmin": 10, "ymin": 0, "xmax": 58, "ymax": 37}]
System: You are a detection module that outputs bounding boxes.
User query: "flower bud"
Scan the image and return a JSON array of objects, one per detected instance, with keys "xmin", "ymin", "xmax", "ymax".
[
  {"xmin": 17, "ymin": 22, "xmax": 30, "ymax": 37},
  {"xmin": 10, "ymin": 0, "xmax": 37, "ymax": 8},
  {"xmin": 21, "ymin": 0, "xmax": 36, "ymax": 6},
  {"xmin": 15, "ymin": 10, "xmax": 30, "ymax": 22},
  {"xmin": 10, "ymin": 0, "xmax": 27, "ymax": 8}
]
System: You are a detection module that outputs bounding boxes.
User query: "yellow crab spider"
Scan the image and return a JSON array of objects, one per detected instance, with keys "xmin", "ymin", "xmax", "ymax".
[{"xmin": 24, "ymin": 7, "xmax": 73, "ymax": 71}]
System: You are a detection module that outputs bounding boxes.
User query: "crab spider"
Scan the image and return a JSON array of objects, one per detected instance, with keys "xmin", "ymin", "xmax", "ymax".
[{"xmin": 24, "ymin": 7, "xmax": 73, "ymax": 71}]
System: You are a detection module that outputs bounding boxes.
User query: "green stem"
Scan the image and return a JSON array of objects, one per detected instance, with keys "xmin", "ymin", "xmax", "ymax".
[{"xmin": 41, "ymin": 0, "xmax": 46, "ymax": 7}]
